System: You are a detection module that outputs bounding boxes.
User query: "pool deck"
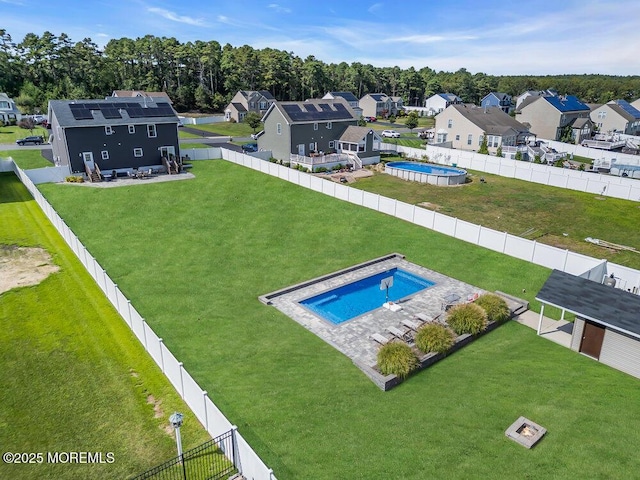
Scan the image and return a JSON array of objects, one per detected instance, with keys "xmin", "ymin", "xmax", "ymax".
[{"xmin": 262, "ymin": 254, "xmax": 485, "ymax": 369}]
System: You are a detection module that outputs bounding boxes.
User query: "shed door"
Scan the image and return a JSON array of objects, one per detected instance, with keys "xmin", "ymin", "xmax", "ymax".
[{"xmin": 579, "ymin": 321, "xmax": 606, "ymax": 359}]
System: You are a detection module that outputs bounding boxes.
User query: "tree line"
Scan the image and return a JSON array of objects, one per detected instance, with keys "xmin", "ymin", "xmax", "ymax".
[{"xmin": 2, "ymin": 29, "xmax": 639, "ymax": 114}]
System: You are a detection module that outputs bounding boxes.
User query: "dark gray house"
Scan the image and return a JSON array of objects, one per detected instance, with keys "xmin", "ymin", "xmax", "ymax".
[
  {"xmin": 258, "ymin": 99, "xmax": 359, "ymax": 164},
  {"xmin": 537, "ymin": 270, "xmax": 640, "ymax": 380},
  {"xmin": 48, "ymin": 97, "xmax": 180, "ymax": 175}
]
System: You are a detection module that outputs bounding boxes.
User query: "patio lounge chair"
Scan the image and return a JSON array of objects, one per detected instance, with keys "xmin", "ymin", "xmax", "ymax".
[
  {"xmin": 371, "ymin": 333, "xmax": 391, "ymax": 346},
  {"xmin": 401, "ymin": 319, "xmax": 422, "ymax": 332},
  {"xmin": 386, "ymin": 325, "xmax": 412, "ymax": 342}
]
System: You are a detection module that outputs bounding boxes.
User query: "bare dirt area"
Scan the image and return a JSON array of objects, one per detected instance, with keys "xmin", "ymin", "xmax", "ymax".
[{"xmin": 0, "ymin": 245, "xmax": 60, "ymax": 294}]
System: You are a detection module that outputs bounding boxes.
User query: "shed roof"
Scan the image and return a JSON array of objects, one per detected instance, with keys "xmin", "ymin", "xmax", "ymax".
[{"xmin": 536, "ymin": 269, "xmax": 640, "ymax": 339}]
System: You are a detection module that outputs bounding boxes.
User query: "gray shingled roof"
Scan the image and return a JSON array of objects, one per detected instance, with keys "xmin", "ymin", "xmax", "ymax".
[
  {"xmin": 536, "ymin": 269, "xmax": 640, "ymax": 339},
  {"xmin": 328, "ymin": 92, "xmax": 359, "ymax": 103},
  {"xmin": 339, "ymin": 126, "xmax": 377, "ymax": 143},
  {"xmin": 49, "ymin": 98, "xmax": 178, "ymax": 128},
  {"xmin": 270, "ymin": 99, "xmax": 357, "ymax": 124},
  {"xmin": 452, "ymin": 104, "xmax": 528, "ymax": 135}
]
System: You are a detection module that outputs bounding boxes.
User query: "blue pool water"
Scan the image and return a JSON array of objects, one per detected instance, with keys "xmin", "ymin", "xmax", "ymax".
[
  {"xmin": 387, "ymin": 161, "xmax": 466, "ymax": 176},
  {"xmin": 300, "ymin": 268, "xmax": 435, "ymax": 324}
]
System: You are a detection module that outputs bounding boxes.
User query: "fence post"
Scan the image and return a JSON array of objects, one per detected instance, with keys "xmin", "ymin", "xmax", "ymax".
[
  {"xmin": 114, "ymin": 284, "xmax": 119, "ymax": 311},
  {"xmin": 531, "ymin": 240, "xmax": 537, "ymax": 262},
  {"xmin": 178, "ymin": 362, "xmax": 185, "ymax": 398},
  {"xmin": 502, "ymin": 232, "xmax": 508, "ymax": 253},
  {"xmin": 126, "ymin": 300, "xmax": 133, "ymax": 327},
  {"xmin": 202, "ymin": 391, "xmax": 209, "ymax": 431},
  {"xmin": 158, "ymin": 338, "xmax": 165, "ymax": 373},
  {"xmin": 141, "ymin": 319, "xmax": 148, "ymax": 349},
  {"xmin": 230, "ymin": 425, "xmax": 240, "ymax": 474}
]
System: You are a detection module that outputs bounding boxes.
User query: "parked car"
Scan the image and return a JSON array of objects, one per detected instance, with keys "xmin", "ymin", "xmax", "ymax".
[
  {"xmin": 241, "ymin": 142, "xmax": 258, "ymax": 153},
  {"xmin": 381, "ymin": 130, "xmax": 400, "ymax": 138},
  {"xmin": 366, "ymin": 116, "xmax": 377, "ymax": 122},
  {"xmin": 16, "ymin": 135, "xmax": 45, "ymax": 146}
]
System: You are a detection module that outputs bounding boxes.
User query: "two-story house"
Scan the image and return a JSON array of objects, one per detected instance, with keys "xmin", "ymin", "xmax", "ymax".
[
  {"xmin": 480, "ymin": 92, "xmax": 513, "ymax": 114},
  {"xmin": 0, "ymin": 93, "xmax": 23, "ymax": 124},
  {"xmin": 359, "ymin": 93, "xmax": 403, "ymax": 119},
  {"xmin": 48, "ymin": 97, "xmax": 180, "ymax": 175},
  {"xmin": 423, "ymin": 93, "xmax": 463, "ymax": 117},
  {"xmin": 435, "ymin": 104, "xmax": 530, "ymax": 153},
  {"xmin": 590, "ymin": 100, "xmax": 640, "ymax": 136},
  {"xmin": 515, "ymin": 95, "xmax": 592, "ymax": 144},
  {"xmin": 224, "ymin": 90, "xmax": 276, "ymax": 122},
  {"xmin": 258, "ymin": 99, "xmax": 381, "ymax": 169},
  {"xmin": 322, "ymin": 92, "xmax": 363, "ymax": 118}
]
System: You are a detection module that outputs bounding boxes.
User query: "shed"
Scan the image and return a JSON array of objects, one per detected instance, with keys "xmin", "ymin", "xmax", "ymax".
[{"xmin": 536, "ymin": 269, "xmax": 640, "ymax": 379}]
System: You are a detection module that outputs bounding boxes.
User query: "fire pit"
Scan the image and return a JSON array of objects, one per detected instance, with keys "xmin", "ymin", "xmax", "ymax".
[{"xmin": 505, "ymin": 416, "xmax": 546, "ymax": 448}]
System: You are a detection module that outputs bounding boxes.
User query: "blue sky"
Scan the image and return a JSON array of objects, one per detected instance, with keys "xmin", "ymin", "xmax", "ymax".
[{"xmin": 2, "ymin": 0, "xmax": 638, "ymax": 75}]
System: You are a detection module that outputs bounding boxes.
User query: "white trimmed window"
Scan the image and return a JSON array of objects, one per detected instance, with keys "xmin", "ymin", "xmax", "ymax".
[
  {"xmin": 128, "ymin": 125, "xmax": 135, "ymax": 134},
  {"xmin": 455, "ymin": 135, "xmax": 460, "ymax": 141},
  {"xmin": 326, "ymin": 122, "xmax": 332, "ymax": 129},
  {"xmin": 447, "ymin": 119, "xmax": 453, "ymax": 128},
  {"xmin": 147, "ymin": 124, "xmax": 156, "ymax": 138},
  {"xmin": 101, "ymin": 150, "xmax": 109, "ymax": 160},
  {"xmin": 467, "ymin": 134, "xmax": 473, "ymax": 145},
  {"xmin": 479, "ymin": 135, "xmax": 484, "ymax": 146},
  {"xmin": 105, "ymin": 125, "xmax": 113, "ymax": 135},
  {"xmin": 259, "ymin": 101, "xmax": 267, "ymax": 109},
  {"xmin": 314, "ymin": 122, "xmax": 318, "ymax": 130},
  {"xmin": 133, "ymin": 148, "xmax": 143, "ymax": 157},
  {"xmin": 328, "ymin": 141, "xmax": 335, "ymax": 148},
  {"xmin": 276, "ymin": 123, "xmax": 282, "ymax": 135},
  {"xmin": 309, "ymin": 142, "xmax": 316, "ymax": 152}
]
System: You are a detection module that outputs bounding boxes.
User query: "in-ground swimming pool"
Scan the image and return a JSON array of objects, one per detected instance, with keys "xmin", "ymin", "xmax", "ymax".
[
  {"xmin": 300, "ymin": 268, "xmax": 435, "ymax": 324},
  {"xmin": 385, "ymin": 161, "xmax": 467, "ymax": 185}
]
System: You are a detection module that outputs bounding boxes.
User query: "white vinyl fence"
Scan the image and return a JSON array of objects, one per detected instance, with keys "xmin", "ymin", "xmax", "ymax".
[
  {"xmin": 6, "ymin": 160, "xmax": 276, "ymax": 480},
  {"xmin": 391, "ymin": 143, "xmax": 640, "ymax": 203},
  {"xmin": 220, "ymin": 148, "xmax": 640, "ymax": 293}
]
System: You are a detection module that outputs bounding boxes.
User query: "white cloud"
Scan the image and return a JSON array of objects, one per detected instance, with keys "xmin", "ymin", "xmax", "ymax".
[
  {"xmin": 147, "ymin": 7, "xmax": 207, "ymax": 27},
  {"xmin": 368, "ymin": 2, "xmax": 383, "ymax": 14},
  {"xmin": 268, "ymin": 3, "xmax": 292, "ymax": 14}
]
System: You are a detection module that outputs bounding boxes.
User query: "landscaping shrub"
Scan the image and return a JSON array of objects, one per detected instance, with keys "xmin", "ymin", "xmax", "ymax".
[
  {"xmin": 474, "ymin": 293, "xmax": 510, "ymax": 323},
  {"xmin": 377, "ymin": 342, "xmax": 418, "ymax": 379},
  {"xmin": 414, "ymin": 322, "xmax": 455, "ymax": 354},
  {"xmin": 446, "ymin": 303, "xmax": 488, "ymax": 335},
  {"xmin": 65, "ymin": 175, "xmax": 84, "ymax": 183}
]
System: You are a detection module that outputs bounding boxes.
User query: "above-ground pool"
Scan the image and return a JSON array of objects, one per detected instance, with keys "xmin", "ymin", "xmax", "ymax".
[
  {"xmin": 300, "ymin": 268, "xmax": 435, "ymax": 324},
  {"xmin": 385, "ymin": 161, "xmax": 467, "ymax": 185}
]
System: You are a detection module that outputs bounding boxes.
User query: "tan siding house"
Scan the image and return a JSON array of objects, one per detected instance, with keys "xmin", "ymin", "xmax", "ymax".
[
  {"xmin": 434, "ymin": 104, "xmax": 529, "ymax": 153},
  {"xmin": 515, "ymin": 95, "xmax": 591, "ymax": 144}
]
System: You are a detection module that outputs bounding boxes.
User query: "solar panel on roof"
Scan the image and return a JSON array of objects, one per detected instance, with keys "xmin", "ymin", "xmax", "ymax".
[
  {"xmin": 282, "ymin": 103, "xmax": 353, "ymax": 122},
  {"xmin": 101, "ymin": 108, "xmax": 122, "ymax": 119},
  {"xmin": 71, "ymin": 109, "xmax": 93, "ymax": 120},
  {"xmin": 614, "ymin": 100, "xmax": 640, "ymax": 119},
  {"xmin": 127, "ymin": 107, "xmax": 144, "ymax": 118}
]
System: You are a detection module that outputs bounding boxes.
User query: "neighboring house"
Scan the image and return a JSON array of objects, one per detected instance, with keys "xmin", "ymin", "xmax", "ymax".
[
  {"xmin": 359, "ymin": 93, "xmax": 403, "ymax": 119},
  {"xmin": 632, "ymin": 98, "xmax": 640, "ymax": 112},
  {"xmin": 515, "ymin": 89, "xmax": 558, "ymax": 109},
  {"xmin": 515, "ymin": 94, "xmax": 592, "ymax": 144},
  {"xmin": 423, "ymin": 93, "xmax": 462, "ymax": 116},
  {"xmin": 537, "ymin": 269, "xmax": 640, "ymax": 381},
  {"xmin": 48, "ymin": 97, "xmax": 180, "ymax": 175},
  {"xmin": 258, "ymin": 99, "xmax": 381, "ymax": 168},
  {"xmin": 590, "ymin": 100, "xmax": 640, "ymax": 136},
  {"xmin": 323, "ymin": 92, "xmax": 363, "ymax": 118},
  {"xmin": 0, "ymin": 92, "xmax": 23, "ymax": 124},
  {"xmin": 224, "ymin": 90, "xmax": 276, "ymax": 122},
  {"xmin": 480, "ymin": 92, "xmax": 513, "ymax": 114},
  {"xmin": 434, "ymin": 104, "xmax": 530, "ymax": 153},
  {"xmin": 111, "ymin": 90, "xmax": 173, "ymax": 104}
]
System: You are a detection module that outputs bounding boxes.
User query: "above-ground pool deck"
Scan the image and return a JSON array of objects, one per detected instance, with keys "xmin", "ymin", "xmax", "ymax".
[
  {"xmin": 385, "ymin": 161, "xmax": 467, "ymax": 185},
  {"xmin": 260, "ymin": 254, "xmax": 485, "ymax": 374}
]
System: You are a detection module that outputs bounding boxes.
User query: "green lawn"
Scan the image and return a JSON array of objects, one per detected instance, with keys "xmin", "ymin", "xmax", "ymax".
[
  {"xmin": 2, "ymin": 149, "xmax": 52, "ymax": 169},
  {"xmin": 354, "ymin": 163, "xmax": 640, "ymax": 270},
  {"xmin": 184, "ymin": 122, "xmax": 254, "ymax": 137},
  {"xmin": 0, "ymin": 173, "xmax": 210, "ymax": 480},
  {"xmin": 0, "ymin": 124, "xmax": 49, "ymax": 144},
  {"xmin": 37, "ymin": 160, "xmax": 640, "ymax": 479}
]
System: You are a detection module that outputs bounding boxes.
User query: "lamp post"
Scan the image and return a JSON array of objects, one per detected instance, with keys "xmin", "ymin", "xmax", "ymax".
[{"xmin": 169, "ymin": 412, "xmax": 184, "ymax": 458}]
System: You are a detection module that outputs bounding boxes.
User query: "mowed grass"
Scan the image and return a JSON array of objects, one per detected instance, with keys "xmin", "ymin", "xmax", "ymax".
[
  {"xmin": 2, "ymin": 149, "xmax": 52, "ymax": 170},
  {"xmin": 0, "ymin": 124, "xmax": 49, "ymax": 144},
  {"xmin": 185, "ymin": 122, "xmax": 254, "ymax": 137},
  {"xmin": 0, "ymin": 173, "xmax": 210, "ymax": 480},
  {"xmin": 37, "ymin": 160, "xmax": 640, "ymax": 479},
  {"xmin": 354, "ymin": 166, "xmax": 640, "ymax": 269}
]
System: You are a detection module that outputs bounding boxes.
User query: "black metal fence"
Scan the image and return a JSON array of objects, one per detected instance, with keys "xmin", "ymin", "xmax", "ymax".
[{"xmin": 132, "ymin": 430, "xmax": 238, "ymax": 480}]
